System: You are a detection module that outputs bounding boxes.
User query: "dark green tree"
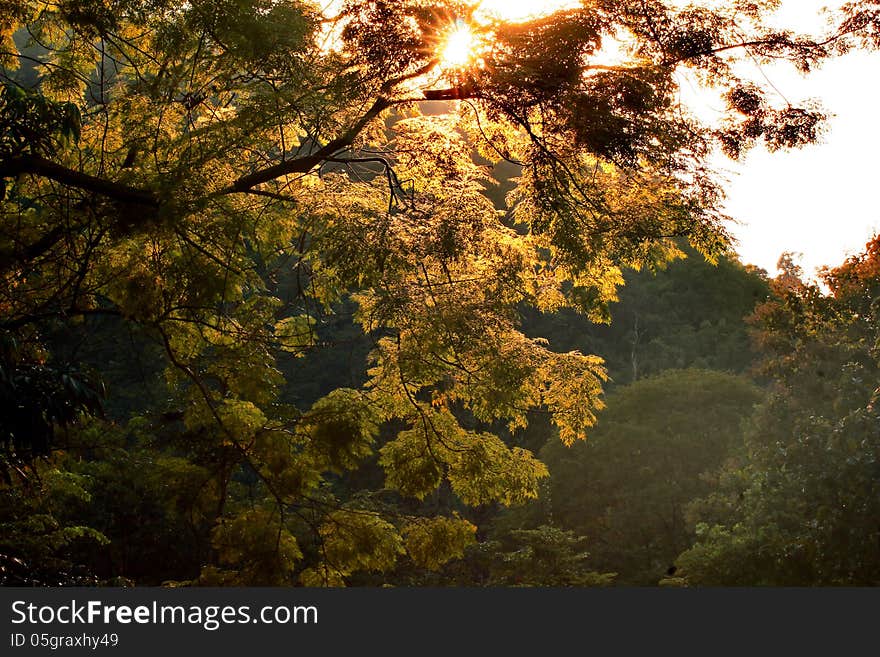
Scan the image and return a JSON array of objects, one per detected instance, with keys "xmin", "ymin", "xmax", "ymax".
[
  {"xmin": 522, "ymin": 245, "xmax": 770, "ymax": 384},
  {"xmin": 541, "ymin": 369, "xmax": 762, "ymax": 585},
  {"xmin": 676, "ymin": 237, "xmax": 880, "ymax": 586}
]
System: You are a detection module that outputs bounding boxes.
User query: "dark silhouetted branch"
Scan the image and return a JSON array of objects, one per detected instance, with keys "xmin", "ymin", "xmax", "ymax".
[{"xmin": 0, "ymin": 154, "xmax": 159, "ymax": 207}]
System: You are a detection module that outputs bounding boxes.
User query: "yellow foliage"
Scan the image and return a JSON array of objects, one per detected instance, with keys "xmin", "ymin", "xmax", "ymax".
[
  {"xmin": 403, "ymin": 515, "xmax": 477, "ymax": 570},
  {"xmin": 209, "ymin": 508, "xmax": 302, "ymax": 586},
  {"xmin": 308, "ymin": 510, "xmax": 405, "ymax": 584}
]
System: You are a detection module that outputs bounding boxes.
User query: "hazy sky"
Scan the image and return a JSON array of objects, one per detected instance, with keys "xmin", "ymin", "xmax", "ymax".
[
  {"xmin": 702, "ymin": 2, "xmax": 880, "ymax": 278},
  {"xmin": 474, "ymin": 0, "xmax": 880, "ymax": 277}
]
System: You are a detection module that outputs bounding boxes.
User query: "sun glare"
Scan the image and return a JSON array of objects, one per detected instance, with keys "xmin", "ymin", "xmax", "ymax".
[
  {"xmin": 440, "ymin": 21, "xmax": 476, "ymax": 68},
  {"xmin": 437, "ymin": 1, "xmax": 597, "ymax": 70}
]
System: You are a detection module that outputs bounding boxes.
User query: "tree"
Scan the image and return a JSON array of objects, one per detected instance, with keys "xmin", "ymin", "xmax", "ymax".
[
  {"xmin": 447, "ymin": 525, "xmax": 616, "ymax": 587},
  {"xmin": 522, "ymin": 244, "xmax": 770, "ymax": 384},
  {"xmin": 1, "ymin": 1, "xmax": 877, "ymax": 584},
  {"xmin": 675, "ymin": 237, "xmax": 880, "ymax": 586},
  {"xmin": 540, "ymin": 369, "xmax": 761, "ymax": 585}
]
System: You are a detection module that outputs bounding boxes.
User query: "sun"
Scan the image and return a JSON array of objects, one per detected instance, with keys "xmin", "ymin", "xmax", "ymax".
[
  {"xmin": 436, "ymin": 1, "xmax": 585, "ymax": 70},
  {"xmin": 440, "ymin": 20, "xmax": 477, "ymax": 69}
]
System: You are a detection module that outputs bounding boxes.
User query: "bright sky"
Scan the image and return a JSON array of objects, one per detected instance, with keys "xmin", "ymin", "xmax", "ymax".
[
  {"xmin": 475, "ymin": 0, "xmax": 581, "ymax": 21},
  {"xmin": 472, "ymin": 0, "xmax": 880, "ymax": 277},
  {"xmin": 703, "ymin": 2, "xmax": 880, "ymax": 279}
]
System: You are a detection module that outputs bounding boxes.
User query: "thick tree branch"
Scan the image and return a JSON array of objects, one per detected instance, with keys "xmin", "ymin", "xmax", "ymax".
[
  {"xmin": 423, "ymin": 86, "xmax": 474, "ymax": 101},
  {"xmin": 0, "ymin": 154, "xmax": 159, "ymax": 207},
  {"xmin": 218, "ymin": 61, "xmax": 440, "ymax": 196},
  {"xmin": 1, "ymin": 96, "xmax": 399, "ymax": 212},
  {"xmin": 221, "ymin": 96, "xmax": 394, "ymax": 195},
  {"xmin": 0, "ymin": 306, "xmax": 122, "ymax": 331}
]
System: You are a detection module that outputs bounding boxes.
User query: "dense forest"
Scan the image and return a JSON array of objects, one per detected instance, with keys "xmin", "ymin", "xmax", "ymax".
[{"xmin": 1, "ymin": 1, "xmax": 879, "ymax": 587}]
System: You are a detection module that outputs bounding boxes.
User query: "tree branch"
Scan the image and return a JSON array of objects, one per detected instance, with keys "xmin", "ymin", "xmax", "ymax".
[
  {"xmin": 220, "ymin": 96, "xmax": 394, "ymax": 195},
  {"xmin": 0, "ymin": 154, "xmax": 159, "ymax": 207}
]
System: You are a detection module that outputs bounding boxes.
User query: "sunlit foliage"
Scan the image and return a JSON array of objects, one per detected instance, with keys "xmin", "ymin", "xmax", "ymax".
[{"xmin": 2, "ymin": 0, "xmax": 878, "ymax": 584}]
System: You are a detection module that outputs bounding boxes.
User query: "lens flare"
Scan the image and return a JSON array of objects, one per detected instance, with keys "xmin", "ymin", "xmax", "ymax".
[{"xmin": 440, "ymin": 21, "xmax": 476, "ymax": 68}]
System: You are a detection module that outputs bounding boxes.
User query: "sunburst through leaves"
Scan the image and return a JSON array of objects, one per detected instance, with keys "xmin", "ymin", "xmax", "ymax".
[{"xmin": 439, "ymin": 20, "xmax": 477, "ymax": 68}]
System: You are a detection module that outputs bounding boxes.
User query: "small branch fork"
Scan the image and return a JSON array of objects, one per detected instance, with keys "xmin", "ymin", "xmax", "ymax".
[{"xmin": 325, "ymin": 156, "xmax": 415, "ymax": 214}]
